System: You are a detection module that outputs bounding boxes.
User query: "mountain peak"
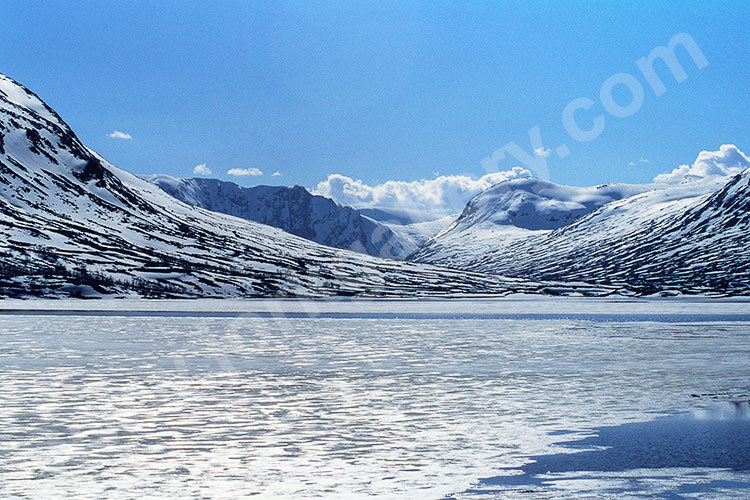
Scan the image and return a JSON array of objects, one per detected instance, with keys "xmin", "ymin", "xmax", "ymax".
[
  {"xmin": 437, "ymin": 177, "xmax": 649, "ymax": 236},
  {"xmin": 0, "ymin": 73, "xmax": 68, "ymax": 132}
]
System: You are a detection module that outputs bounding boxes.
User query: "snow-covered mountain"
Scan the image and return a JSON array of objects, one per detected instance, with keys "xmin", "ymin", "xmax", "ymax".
[
  {"xmin": 413, "ymin": 178, "xmax": 650, "ymax": 264},
  {"xmin": 412, "ymin": 174, "xmax": 750, "ymax": 295},
  {"xmin": 143, "ymin": 175, "xmax": 415, "ymax": 259},
  {"xmin": 441, "ymin": 178, "xmax": 649, "ymax": 231},
  {"xmin": 0, "ymin": 72, "xmax": 576, "ymax": 298},
  {"xmin": 2, "ymin": 71, "xmax": 746, "ymax": 297}
]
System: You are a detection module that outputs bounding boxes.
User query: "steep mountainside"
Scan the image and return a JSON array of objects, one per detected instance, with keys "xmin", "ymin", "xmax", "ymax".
[
  {"xmin": 0, "ymin": 72, "xmax": 574, "ymax": 298},
  {"xmin": 4, "ymin": 71, "xmax": 744, "ymax": 297},
  {"xmin": 144, "ymin": 175, "xmax": 414, "ymax": 259},
  {"xmin": 412, "ymin": 174, "xmax": 750, "ymax": 294}
]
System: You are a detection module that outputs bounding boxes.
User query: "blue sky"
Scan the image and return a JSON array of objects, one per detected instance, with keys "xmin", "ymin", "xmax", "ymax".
[{"xmin": 1, "ymin": 1, "xmax": 747, "ymax": 191}]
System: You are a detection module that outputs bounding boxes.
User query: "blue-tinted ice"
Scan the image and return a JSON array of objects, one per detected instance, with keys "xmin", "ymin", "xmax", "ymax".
[
  {"xmin": 2, "ymin": 298, "xmax": 750, "ymax": 499},
  {"xmin": 478, "ymin": 402, "xmax": 750, "ymax": 499}
]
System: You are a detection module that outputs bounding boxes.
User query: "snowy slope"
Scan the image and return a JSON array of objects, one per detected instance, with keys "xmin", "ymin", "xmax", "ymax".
[
  {"xmin": 0, "ymin": 72, "xmax": 581, "ymax": 298},
  {"xmin": 413, "ymin": 178, "xmax": 651, "ymax": 263},
  {"xmin": 381, "ymin": 214, "xmax": 458, "ymax": 253},
  {"xmin": 358, "ymin": 207, "xmax": 457, "ymax": 255},
  {"xmin": 143, "ymin": 175, "xmax": 415, "ymax": 259},
  {"xmin": 412, "ymin": 174, "xmax": 750, "ymax": 294},
  {"xmin": 447, "ymin": 178, "xmax": 649, "ymax": 231}
]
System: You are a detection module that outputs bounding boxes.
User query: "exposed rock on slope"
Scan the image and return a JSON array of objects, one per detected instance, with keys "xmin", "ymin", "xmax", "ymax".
[
  {"xmin": 144, "ymin": 175, "xmax": 413, "ymax": 259},
  {"xmin": 412, "ymin": 173, "xmax": 750, "ymax": 295},
  {"xmin": 0, "ymin": 72, "xmax": 568, "ymax": 298}
]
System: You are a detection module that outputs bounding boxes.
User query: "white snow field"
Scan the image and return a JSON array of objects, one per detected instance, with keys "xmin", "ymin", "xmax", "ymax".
[{"xmin": 1, "ymin": 297, "xmax": 750, "ymax": 500}]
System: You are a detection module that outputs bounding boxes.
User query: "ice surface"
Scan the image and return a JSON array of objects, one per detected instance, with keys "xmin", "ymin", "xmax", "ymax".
[
  {"xmin": 479, "ymin": 401, "xmax": 750, "ymax": 498},
  {"xmin": 1, "ymin": 296, "xmax": 748, "ymax": 317},
  {"xmin": 1, "ymin": 299, "xmax": 750, "ymax": 499}
]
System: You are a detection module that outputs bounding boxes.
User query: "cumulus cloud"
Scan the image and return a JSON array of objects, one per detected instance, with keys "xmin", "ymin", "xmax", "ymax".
[
  {"xmin": 312, "ymin": 167, "xmax": 531, "ymax": 215},
  {"xmin": 108, "ymin": 130, "xmax": 132, "ymax": 140},
  {"xmin": 227, "ymin": 168, "xmax": 263, "ymax": 177},
  {"xmin": 193, "ymin": 164, "xmax": 212, "ymax": 176},
  {"xmin": 272, "ymin": 171, "xmax": 282, "ymax": 177},
  {"xmin": 654, "ymin": 144, "xmax": 750, "ymax": 183}
]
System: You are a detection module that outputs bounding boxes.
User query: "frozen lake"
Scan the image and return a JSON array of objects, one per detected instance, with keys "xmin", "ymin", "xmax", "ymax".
[{"xmin": 1, "ymin": 297, "xmax": 750, "ymax": 499}]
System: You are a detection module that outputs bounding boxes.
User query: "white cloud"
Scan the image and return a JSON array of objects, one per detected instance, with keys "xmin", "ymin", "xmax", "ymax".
[
  {"xmin": 272, "ymin": 171, "xmax": 282, "ymax": 177},
  {"xmin": 193, "ymin": 164, "xmax": 212, "ymax": 176},
  {"xmin": 629, "ymin": 157, "xmax": 650, "ymax": 167},
  {"xmin": 534, "ymin": 147, "xmax": 551, "ymax": 158},
  {"xmin": 313, "ymin": 167, "xmax": 531, "ymax": 216},
  {"xmin": 108, "ymin": 130, "xmax": 132, "ymax": 140},
  {"xmin": 654, "ymin": 144, "xmax": 750, "ymax": 183},
  {"xmin": 227, "ymin": 168, "xmax": 263, "ymax": 177}
]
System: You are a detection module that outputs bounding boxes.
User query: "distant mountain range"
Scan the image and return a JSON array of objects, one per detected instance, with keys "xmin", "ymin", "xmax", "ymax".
[
  {"xmin": 0, "ymin": 72, "xmax": 747, "ymax": 297},
  {"xmin": 143, "ymin": 175, "xmax": 418, "ymax": 259},
  {"xmin": 0, "ymin": 72, "xmax": 566, "ymax": 298}
]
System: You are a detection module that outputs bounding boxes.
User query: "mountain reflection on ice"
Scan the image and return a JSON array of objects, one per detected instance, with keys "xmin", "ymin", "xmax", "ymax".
[{"xmin": 477, "ymin": 401, "xmax": 750, "ymax": 499}]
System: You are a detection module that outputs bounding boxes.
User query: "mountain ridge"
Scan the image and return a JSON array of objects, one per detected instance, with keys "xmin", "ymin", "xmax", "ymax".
[
  {"xmin": 411, "ymin": 171, "xmax": 750, "ymax": 294},
  {"xmin": 0, "ymin": 72, "xmax": 579, "ymax": 298},
  {"xmin": 2, "ymin": 71, "xmax": 747, "ymax": 297},
  {"xmin": 143, "ymin": 175, "xmax": 417, "ymax": 259}
]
